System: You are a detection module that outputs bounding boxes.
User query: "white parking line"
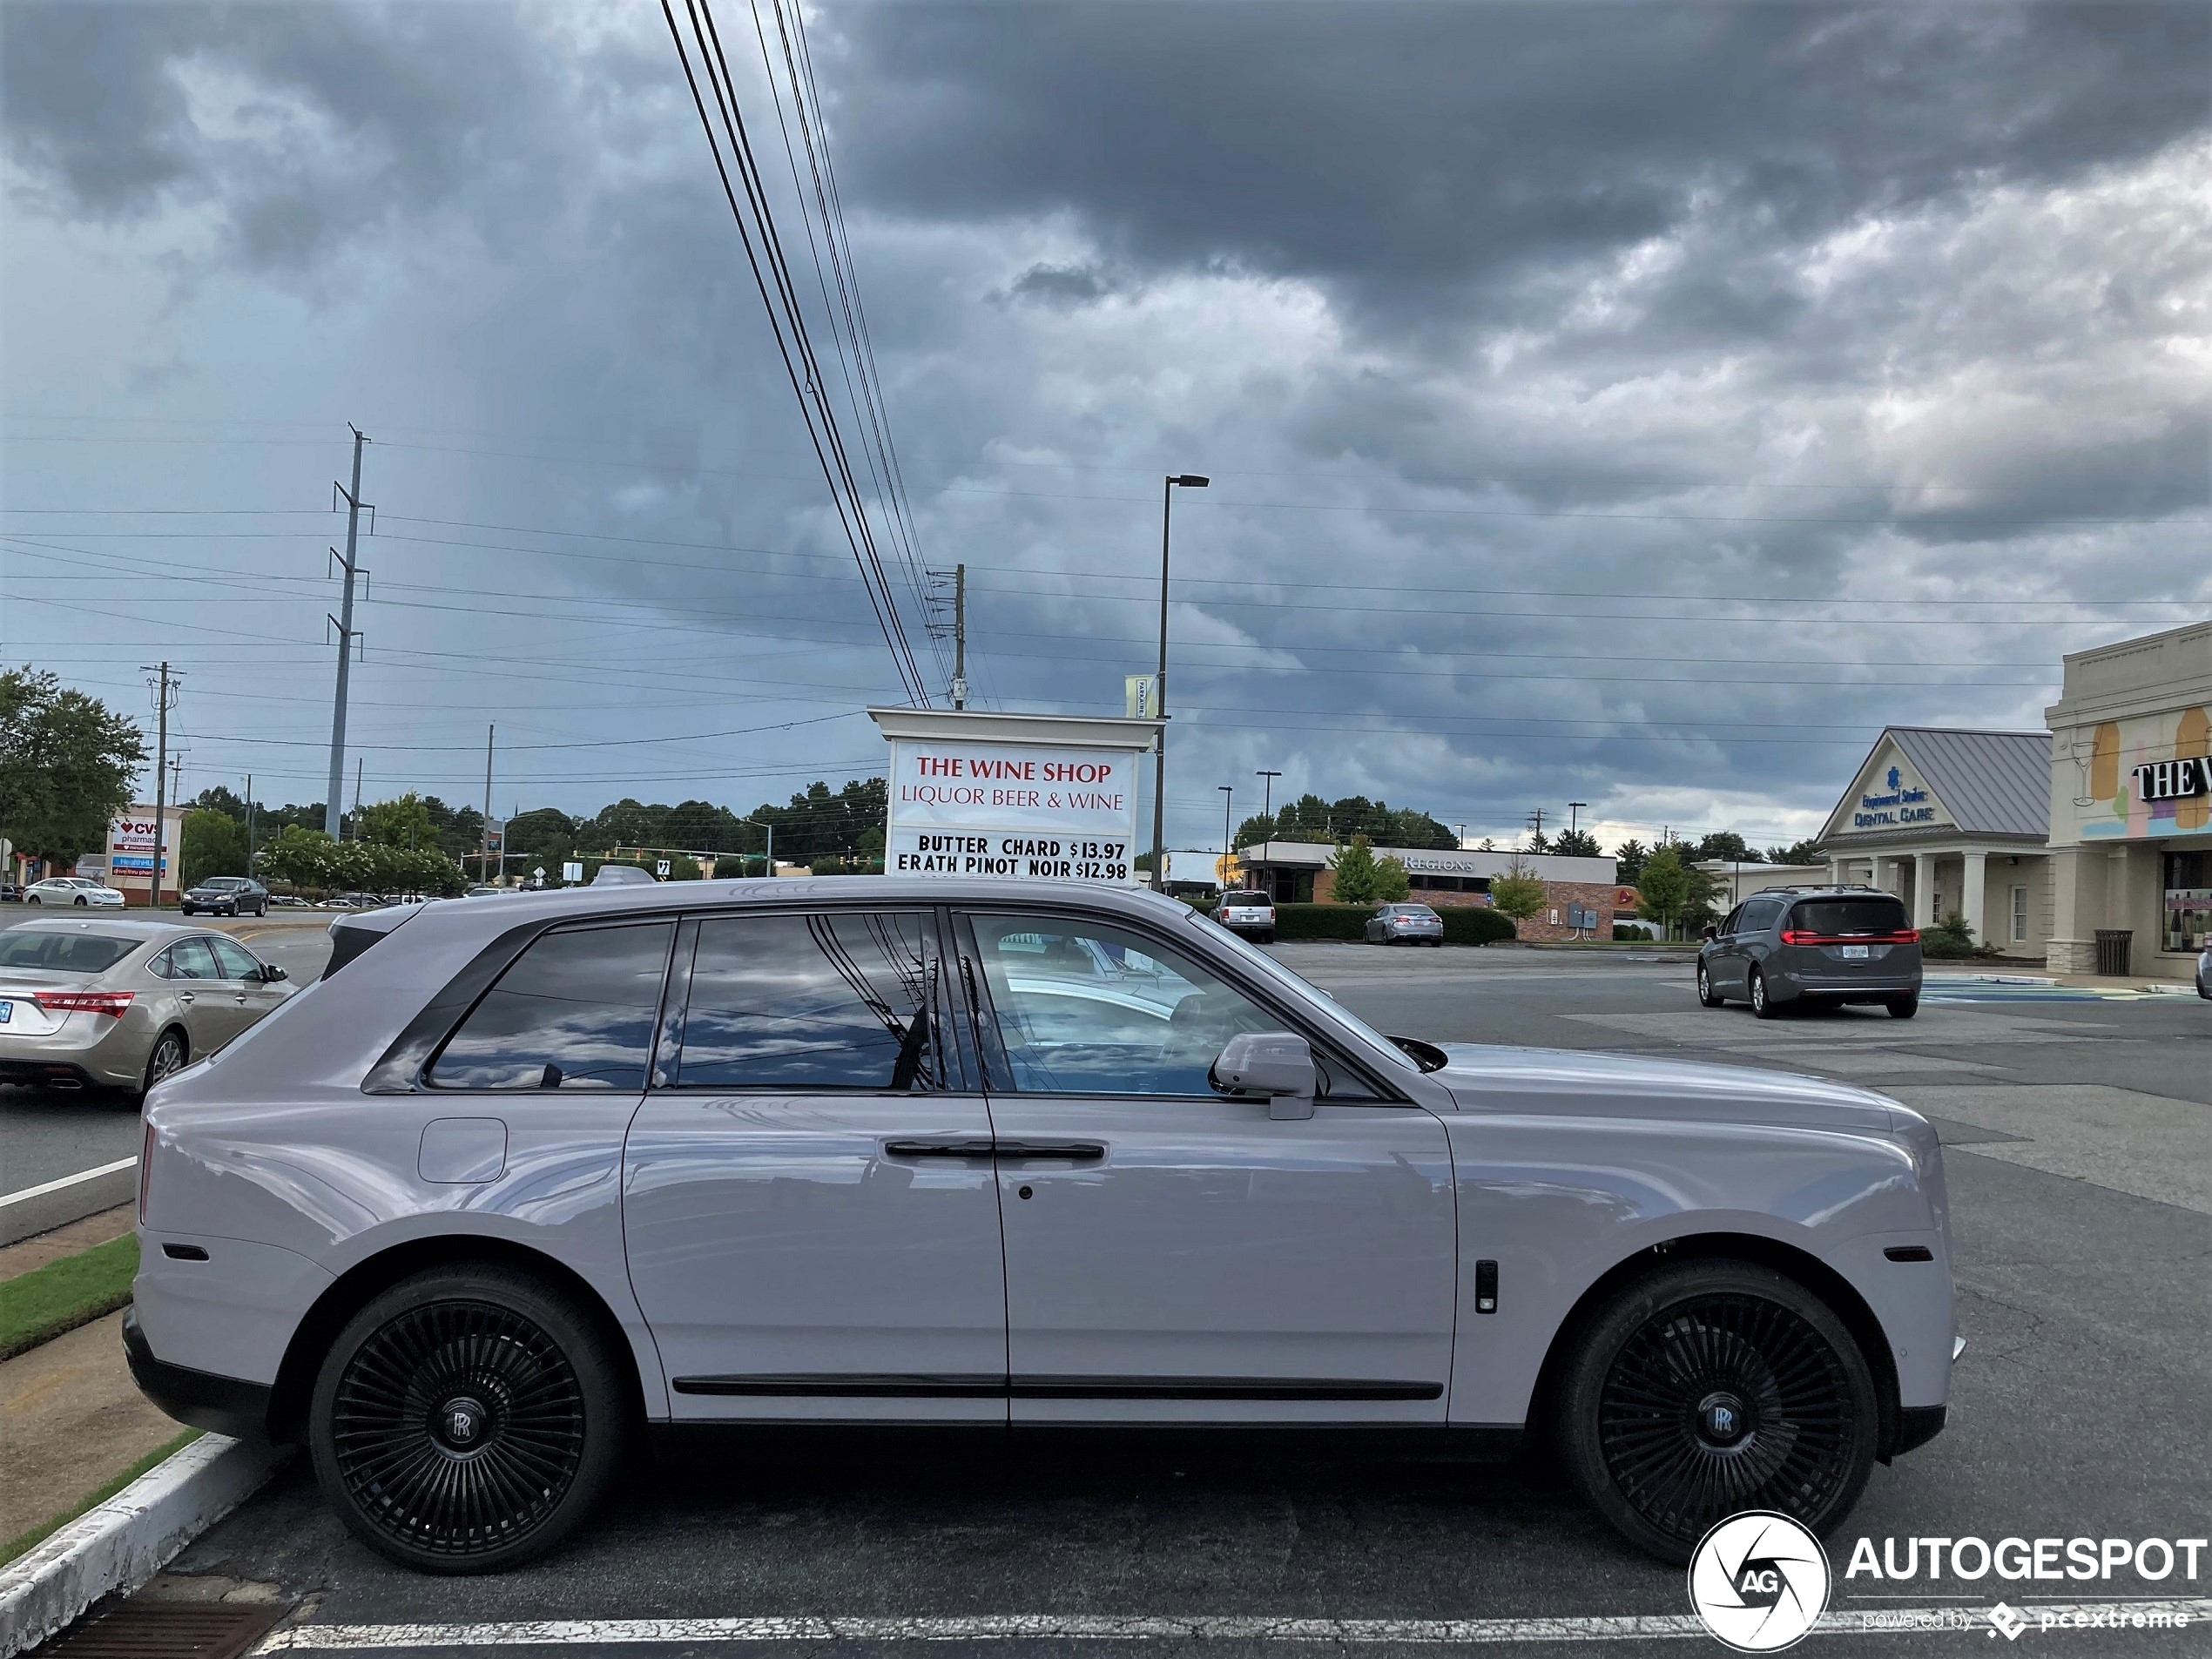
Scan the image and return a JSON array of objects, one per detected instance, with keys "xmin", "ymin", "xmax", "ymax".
[
  {"xmin": 0, "ymin": 1157, "xmax": 137, "ymax": 1213},
  {"xmin": 253, "ymin": 1602, "xmax": 2212, "ymax": 1650}
]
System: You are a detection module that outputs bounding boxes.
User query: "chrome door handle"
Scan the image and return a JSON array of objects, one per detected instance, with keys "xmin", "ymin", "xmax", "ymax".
[
  {"xmin": 883, "ymin": 1138, "xmax": 996, "ymax": 1160},
  {"xmin": 995, "ymin": 1140, "xmax": 1107, "ymax": 1162},
  {"xmin": 177, "ymin": 991, "xmax": 195, "ymax": 1002}
]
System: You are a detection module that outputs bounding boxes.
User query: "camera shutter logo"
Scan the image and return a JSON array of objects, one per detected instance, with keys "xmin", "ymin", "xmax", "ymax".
[{"xmin": 1687, "ymin": 1511, "xmax": 1831, "ymax": 1652}]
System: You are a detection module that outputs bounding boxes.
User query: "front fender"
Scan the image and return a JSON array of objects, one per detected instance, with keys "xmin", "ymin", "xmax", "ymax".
[{"xmin": 1444, "ymin": 1113, "xmax": 1952, "ymax": 1425}]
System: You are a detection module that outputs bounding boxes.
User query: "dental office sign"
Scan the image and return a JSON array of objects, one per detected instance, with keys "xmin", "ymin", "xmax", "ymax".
[
  {"xmin": 871, "ymin": 707, "xmax": 1162, "ymax": 886},
  {"xmin": 1853, "ymin": 764, "xmax": 1941, "ymax": 831}
]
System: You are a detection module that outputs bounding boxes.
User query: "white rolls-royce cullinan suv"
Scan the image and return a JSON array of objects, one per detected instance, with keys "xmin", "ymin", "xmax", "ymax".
[{"xmin": 127, "ymin": 879, "xmax": 1958, "ymax": 1572}]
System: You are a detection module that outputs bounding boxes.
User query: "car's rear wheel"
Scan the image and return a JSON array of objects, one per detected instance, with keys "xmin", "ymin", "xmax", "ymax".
[
  {"xmin": 1696, "ymin": 963, "xmax": 1723, "ymax": 1008},
  {"xmin": 310, "ymin": 1264, "xmax": 624, "ymax": 1574},
  {"xmin": 141, "ymin": 1028, "xmax": 189, "ymax": 1094},
  {"xmin": 1886, "ymin": 994, "xmax": 1919, "ymax": 1020},
  {"xmin": 1557, "ymin": 1259, "xmax": 1878, "ymax": 1563},
  {"xmin": 1749, "ymin": 968, "xmax": 1779, "ymax": 1018}
]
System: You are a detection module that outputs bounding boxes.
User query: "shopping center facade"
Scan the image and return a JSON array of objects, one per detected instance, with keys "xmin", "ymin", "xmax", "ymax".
[{"xmin": 1815, "ymin": 621, "xmax": 2212, "ymax": 979}]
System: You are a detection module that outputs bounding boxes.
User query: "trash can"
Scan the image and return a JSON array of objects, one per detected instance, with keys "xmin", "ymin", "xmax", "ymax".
[{"xmin": 2094, "ymin": 928, "xmax": 2133, "ymax": 976}]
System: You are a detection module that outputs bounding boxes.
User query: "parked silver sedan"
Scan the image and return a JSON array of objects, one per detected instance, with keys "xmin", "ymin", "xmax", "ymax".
[
  {"xmin": 1363, "ymin": 901, "xmax": 1443, "ymax": 945},
  {"xmin": 0, "ymin": 918, "xmax": 292, "ymax": 1095}
]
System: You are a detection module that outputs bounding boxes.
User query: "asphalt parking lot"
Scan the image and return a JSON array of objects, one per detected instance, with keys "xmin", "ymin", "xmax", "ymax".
[
  {"xmin": 0, "ymin": 910, "xmax": 334, "ymax": 1243},
  {"xmin": 126, "ymin": 941, "xmax": 2209, "ymax": 1658}
]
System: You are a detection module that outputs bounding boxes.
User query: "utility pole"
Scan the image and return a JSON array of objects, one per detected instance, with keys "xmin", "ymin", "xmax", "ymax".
[
  {"xmin": 142, "ymin": 662, "xmax": 177, "ymax": 907},
  {"xmin": 1151, "ymin": 473, "xmax": 1208, "ymax": 889},
  {"xmin": 1568, "ymin": 802, "xmax": 1588, "ymax": 836},
  {"xmin": 949, "ymin": 563, "xmax": 968, "ymax": 710},
  {"xmin": 1219, "ymin": 785, "xmax": 1235, "ymax": 888},
  {"xmin": 324, "ymin": 426, "xmax": 371, "ymax": 837},
  {"xmin": 245, "ymin": 774, "xmax": 257, "ymax": 875},
  {"xmin": 1527, "ymin": 806, "xmax": 1546, "ymax": 846},
  {"xmin": 480, "ymin": 724, "xmax": 495, "ymax": 882},
  {"xmin": 352, "ymin": 758, "xmax": 364, "ymax": 840}
]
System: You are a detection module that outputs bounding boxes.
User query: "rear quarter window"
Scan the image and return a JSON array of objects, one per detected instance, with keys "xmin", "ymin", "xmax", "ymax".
[{"xmin": 0, "ymin": 932, "xmax": 140, "ymax": 974}]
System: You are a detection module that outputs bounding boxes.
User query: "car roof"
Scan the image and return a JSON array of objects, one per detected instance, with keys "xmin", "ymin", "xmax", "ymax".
[{"xmin": 10, "ymin": 916, "xmax": 200, "ymax": 941}]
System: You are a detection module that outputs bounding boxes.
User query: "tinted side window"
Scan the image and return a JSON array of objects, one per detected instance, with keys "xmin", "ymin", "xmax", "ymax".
[
  {"xmin": 208, "ymin": 937, "xmax": 262, "ymax": 980},
  {"xmin": 429, "ymin": 921, "xmax": 673, "ymax": 1091},
  {"xmin": 1740, "ymin": 900, "xmax": 1783, "ymax": 933},
  {"xmin": 165, "ymin": 938, "xmax": 222, "ymax": 981},
  {"xmin": 669, "ymin": 911, "xmax": 939, "ymax": 1090}
]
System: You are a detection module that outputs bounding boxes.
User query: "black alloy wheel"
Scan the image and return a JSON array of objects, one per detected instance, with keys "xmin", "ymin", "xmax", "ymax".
[
  {"xmin": 141, "ymin": 1028, "xmax": 188, "ymax": 1094},
  {"xmin": 310, "ymin": 1265, "xmax": 624, "ymax": 1573},
  {"xmin": 1558, "ymin": 1260, "xmax": 1877, "ymax": 1562},
  {"xmin": 1696, "ymin": 963, "xmax": 1723, "ymax": 1008}
]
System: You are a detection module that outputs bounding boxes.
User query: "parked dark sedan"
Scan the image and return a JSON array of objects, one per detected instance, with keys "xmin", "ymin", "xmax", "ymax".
[{"xmin": 179, "ymin": 876, "xmax": 270, "ymax": 917}]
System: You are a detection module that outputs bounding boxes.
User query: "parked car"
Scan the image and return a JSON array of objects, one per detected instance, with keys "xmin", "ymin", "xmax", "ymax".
[
  {"xmin": 0, "ymin": 882, "xmax": 24, "ymax": 903},
  {"xmin": 1363, "ymin": 901, "xmax": 1443, "ymax": 945},
  {"xmin": 1699, "ymin": 885, "xmax": 1923, "ymax": 1019},
  {"xmin": 0, "ymin": 918, "xmax": 290, "ymax": 1094},
  {"xmin": 1211, "ymin": 888, "xmax": 1277, "ymax": 943},
  {"xmin": 179, "ymin": 876, "xmax": 270, "ymax": 918},
  {"xmin": 267, "ymin": 894, "xmax": 314, "ymax": 908},
  {"xmin": 2196, "ymin": 944, "xmax": 2209, "ymax": 1000},
  {"xmin": 24, "ymin": 877, "xmax": 125, "ymax": 908},
  {"xmin": 129, "ymin": 878, "xmax": 1954, "ymax": 1574}
]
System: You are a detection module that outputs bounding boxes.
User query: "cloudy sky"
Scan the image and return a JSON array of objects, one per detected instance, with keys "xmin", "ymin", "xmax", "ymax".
[{"xmin": 4, "ymin": 0, "xmax": 2207, "ymax": 856}]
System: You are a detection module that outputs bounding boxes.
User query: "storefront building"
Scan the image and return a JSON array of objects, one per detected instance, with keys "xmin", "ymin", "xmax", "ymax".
[
  {"xmin": 2042, "ymin": 621, "xmax": 2212, "ymax": 977},
  {"xmin": 1233, "ymin": 842, "xmax": 1617, "ymax": 941},
  {"xmin": 1816, "ymin": 728, "xmax": 2053, "ymax": 954}
]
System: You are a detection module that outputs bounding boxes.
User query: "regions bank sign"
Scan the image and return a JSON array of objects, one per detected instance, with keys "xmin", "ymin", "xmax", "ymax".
[
  {"xmin": 1853, "ymin": 764, "xmax": 1939, "ymax": 831},
  {"xmin": 871, "ymin": 707, "xmax": 1162, "ymax": 886}
]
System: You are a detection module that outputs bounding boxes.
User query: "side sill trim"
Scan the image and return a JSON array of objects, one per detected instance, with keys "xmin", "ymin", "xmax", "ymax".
[{"xmin": 671, "ymin": 1373, "xmax": 1444, "ymax": 1403}]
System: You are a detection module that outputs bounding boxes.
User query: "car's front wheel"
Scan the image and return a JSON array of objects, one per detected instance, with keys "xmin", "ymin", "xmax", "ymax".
[
  {"xmin": 310, "ymin": 1264, "xmax": 625, "ymax": 1574},
  {"xmin": 1696, "ymin": 962, "xmax": 1723, "ymax": 1007},
  {"xmin": 73, "ymin": 895, "xmax": 87, "ymax": 907},
  {"xmin": 1557, "ymin": 1259, "xmax": 1878, "ymax": 1563}
]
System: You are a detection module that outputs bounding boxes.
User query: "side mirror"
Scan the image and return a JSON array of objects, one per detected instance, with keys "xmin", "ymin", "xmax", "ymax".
[
  {"xmin": 1703, "ymin": 926, "xmax": 1718, "ymax": 941},
  {"xmin": 262, "ymin": 963, "xmax": 288, "ymax": 982},
  {"xmin": 1211, "ymin": 1030, "xmax": 1317, "ymax": 1121}
]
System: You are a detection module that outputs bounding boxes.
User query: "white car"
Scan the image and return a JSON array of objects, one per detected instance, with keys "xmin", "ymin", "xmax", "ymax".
[
  {"xmin": 24, "ymin": 877, "xmax": 125, "ymax": 908},
  {"xmin": 130, "ymin": 878, "xmax": 1956, "ymax": 1574}
]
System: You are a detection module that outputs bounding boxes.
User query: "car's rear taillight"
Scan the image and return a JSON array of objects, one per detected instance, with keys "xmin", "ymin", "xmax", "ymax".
[
  {"xmin": 34, "ymin": 989, "xmax": 133, "ymax": 1016},
  {"xmin": 1781, "ymin": 929, "xmax": 1919, "ymax": 947},
  {"xmin": 138, "ymin": 1121, "xmax": 155, "ymax": 1222}
]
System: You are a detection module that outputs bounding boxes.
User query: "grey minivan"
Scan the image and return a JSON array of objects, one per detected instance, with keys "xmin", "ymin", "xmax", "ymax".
[{"xmin": 1699, "ymin": 887, "xmax": 1922, "ymax": 1018}]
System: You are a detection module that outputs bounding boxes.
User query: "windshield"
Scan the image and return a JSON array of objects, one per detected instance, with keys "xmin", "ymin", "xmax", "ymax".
[
  {"xmin": 1190, "ymin": 910, "xmax": 1417, "ymax": 1072},
  {"xmin": 0, "ymin": 931, "xmax": 141, "ymax": 974},
  {"xmin": 198, "ymin": 878, "xmax": 247, "ymax": 890}
]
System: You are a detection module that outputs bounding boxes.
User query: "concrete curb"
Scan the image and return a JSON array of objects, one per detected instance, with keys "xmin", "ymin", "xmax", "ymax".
[{"xmin": 0, "ymin": 1434, "xmax": 288, "ymax": 1659}]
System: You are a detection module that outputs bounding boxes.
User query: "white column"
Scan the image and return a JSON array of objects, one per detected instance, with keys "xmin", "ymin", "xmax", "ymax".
[
  {"xmin": 1962, "ymin": 849, "xmax": 1988, "ymax": 944},
  {"xmin": 1912, "ymin": 852, "xmax": 1936, "ymax": 928}
]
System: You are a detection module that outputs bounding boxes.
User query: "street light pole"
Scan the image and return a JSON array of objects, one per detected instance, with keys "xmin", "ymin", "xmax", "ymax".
[
  {"xmin": 737, "ymin": 818, "xmax": 774, "ymax": 880},
  {"xmin": 1219, "ymin": 785, "xmax": 1234, "ymax": 890},
  {"xmin": 1150, "ymin": 472, "xmax": 1208, "ymax": 890},
  {"xmin": 1569, "ymin": 802, "xmax": 1588, "ymax": 835}
]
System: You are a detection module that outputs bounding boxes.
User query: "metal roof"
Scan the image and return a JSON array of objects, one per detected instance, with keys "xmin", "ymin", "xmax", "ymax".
[{"xmin": 1885, "ymin": 727, "xmax": 2050, "ymax": 838}]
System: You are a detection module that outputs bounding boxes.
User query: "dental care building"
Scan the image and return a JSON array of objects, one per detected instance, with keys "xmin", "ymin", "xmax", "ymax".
[{"xmin": 1816, "ymin": 621, "xmax": 2212, "ymax": 979}]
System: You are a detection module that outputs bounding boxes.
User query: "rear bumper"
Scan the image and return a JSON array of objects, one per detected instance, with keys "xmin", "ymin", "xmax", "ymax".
[
  {"xmin": 123, "ymin": 1307, "xmax": 273, "ymax": 1440},
  {"xmin": 1888, "ymin": 1404, "xmax": 1948, "ymax": 1460}
]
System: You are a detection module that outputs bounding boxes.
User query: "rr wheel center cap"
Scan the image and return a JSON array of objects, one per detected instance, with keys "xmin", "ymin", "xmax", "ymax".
[
  {"xmin": 434, "ymin": 1394, "xmax": 494, "ymax": 1453},
  {"xmin": 1696, "ymin": 1391, "xmax": 1751, "ymax": 1447}
]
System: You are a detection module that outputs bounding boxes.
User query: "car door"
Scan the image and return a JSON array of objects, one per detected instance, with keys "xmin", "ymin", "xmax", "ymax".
[
  {"xmin": 152, "ymin": 936, "xmax": 240, "ymax": 1052},
  {"xmin": 1708, "ymin": 903, "xmax": 1747, "ymax": 995},
  {"xmin": 959, "ymin": 907, "xmax": 1458, "ymax": 1425},
  {"xmin": 206, "ymin": 934, "xmax": 287, "ymax": 1036},
  {"xmin": 621, "ymin": 907, "xmax": 1008, "ymax": 1422},
  {"xmin": 1735, "ymin": 899, "xmax": 1781, "ymax": 990}
]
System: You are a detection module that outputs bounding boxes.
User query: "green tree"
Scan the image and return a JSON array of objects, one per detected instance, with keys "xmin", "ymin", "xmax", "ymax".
[
  {"xmin": 1764, "ymin": 839, "xmax": 1825, "ymax": 867},
  {"xmin": 1488, "ymin": 860, "xmax": 1548, "ymax": 924},
  {"xmin": 0, "ymin": 668, "xmax": 148, "ymax": 864},
  {"xmin": 260, "ymin": 824, "xmax": 337, "ymax": 888},
  {"xmin": 180, "ymin": 808, "xmax": 246, "ymax": 887},
  {"xmin": 1693, "ymin": 830, "xmax": 1755, "ymax": 864},
  {"xmin": 1635, "ymin": 846, "xmax": 1692, "ymax": 937},
  {"xmin": 1525, "ymin": 826, "xmax": 1551, "ymax": 853},
  {"xmin": 1373, "ymin": 853, "xmax": 1411, "ymax": 903},
  {"xmin": 189, "ymin": 785, "xmax": 248, "ymax": 823},
  {"xmin": 1552, "ymin": 828, "xmax": 1601, "ymax": 859},
  {"xmin": 1612, "ymin": 839, "xmax": 1649, "ymax": 884},
  {"xmin": 1327, "ymin": 835, "xmax": 1386, "ymax": 904},
  {"xmin": 357, "ymin": 792, "xmax": 438, "ymax": 850}
]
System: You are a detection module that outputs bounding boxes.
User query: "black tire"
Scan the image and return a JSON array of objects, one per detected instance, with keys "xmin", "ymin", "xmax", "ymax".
[
  {"xmin": 1696, "ymin": 963, "xmax": 1723, "ymax": 1008},
  {"xmin": 1749, "ymin": 968, "xmax": 1779, "ymax": 1018},
  {"xmin": 1886, "ymin": 994, "xmax": 1919, "ymax": 1020},
  {"xmin": 25, "ymin": 896, "xmax": 38, "ymax": 906},
  {"xmin": 73, "ymin": 895, "xmax": 87, "ymax": 907},
  {"xmin": 310, "ymin": 1264, "xmax": 624, "ymax": 1574},
  {"xmin": 141, "ymin": 1028, "xmax": 189, "ymax": 1094},
  {"xmin": 1556, "ymin": 1259, "xmax": 1878, "ymax": 1563}
]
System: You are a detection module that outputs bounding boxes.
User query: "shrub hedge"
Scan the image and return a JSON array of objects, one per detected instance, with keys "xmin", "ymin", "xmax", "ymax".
[{"xmin": 1269, "ymin": 903, "xmax": 1515, "ymax": 946}]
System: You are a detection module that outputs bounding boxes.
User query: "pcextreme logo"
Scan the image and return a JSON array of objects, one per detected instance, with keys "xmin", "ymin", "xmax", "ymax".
[{"xmin": 1688, "ymin": 1512, "xmax": 1831, "ymax": 1652}]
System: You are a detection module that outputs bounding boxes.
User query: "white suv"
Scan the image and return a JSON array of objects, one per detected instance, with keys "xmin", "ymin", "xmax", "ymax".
[{"xmin": 1211, "ymin": 889, "xmax": 1277, "ymax": 943}]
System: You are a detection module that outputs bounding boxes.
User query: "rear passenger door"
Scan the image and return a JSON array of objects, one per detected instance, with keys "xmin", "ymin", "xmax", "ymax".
[
  {"xmin": 154, "ymin": 936, "xmax": 239, "ymax": 1053},
  {"xmin": 621, "ymin": 908, "xmax": 1008, "ymax": 1421}
]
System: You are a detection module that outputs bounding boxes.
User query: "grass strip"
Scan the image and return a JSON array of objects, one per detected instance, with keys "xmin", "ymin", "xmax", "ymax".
[
  {"xmin": 0, "ymin": 1428, "xmax": 202, "ymax": 1568},
  {"xmin": 0, "ymin": 1232, "xmax": 139, "ymax": 1362}
]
